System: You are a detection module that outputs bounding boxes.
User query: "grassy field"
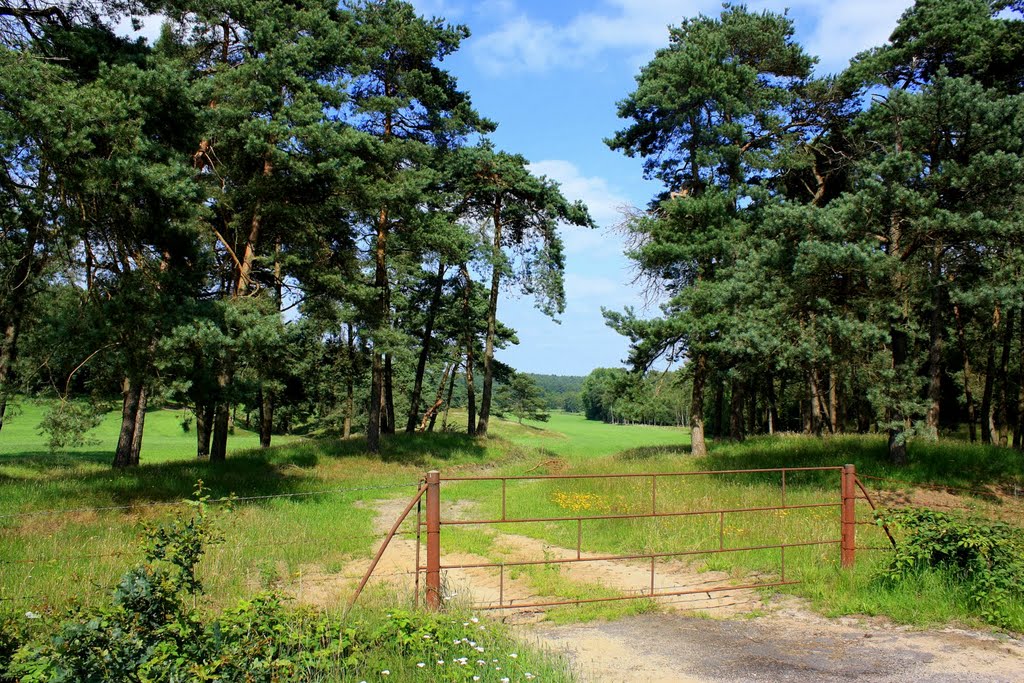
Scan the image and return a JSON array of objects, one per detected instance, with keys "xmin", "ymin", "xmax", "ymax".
[
  {"xmin": 2, "ymin": 405, "xmax": 1023, "ymax": 634},
  {"xmin": 0, "ymin": 400, "xmax": 298, "ymax": 461}
]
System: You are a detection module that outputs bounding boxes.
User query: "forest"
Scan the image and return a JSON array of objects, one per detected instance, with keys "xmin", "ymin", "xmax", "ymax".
[
  {"xmin": 0, "ymin": 0, "xmax": 592, "ymax": 467},
  {"xmin": 2, "ymin": 0, "xmax": 1024, "ymax": 470},
  {"xmin": 603, "ymin": 0, "xmax": 1024, "ymax": 462}
]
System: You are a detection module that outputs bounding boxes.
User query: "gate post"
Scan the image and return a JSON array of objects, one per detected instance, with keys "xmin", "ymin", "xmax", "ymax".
[
  {"xmin": 425, "ymin": 470, "xmax": 441, "ymax": 609},
  {"xmin": 841, "ymin": 464, "xmax": 856, "ymax": 568}
]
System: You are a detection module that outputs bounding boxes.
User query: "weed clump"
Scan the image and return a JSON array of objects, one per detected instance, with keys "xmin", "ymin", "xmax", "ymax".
[{"xmin": 877, "ymin": 507, "xmax": 1024, "ymax": 630}]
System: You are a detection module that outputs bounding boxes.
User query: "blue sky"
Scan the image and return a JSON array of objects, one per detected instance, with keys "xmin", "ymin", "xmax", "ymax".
[
  {"xmin": 124, "ymin": 0, "xmax": 915, "ymax": 376},
  {"xmin": 401, "ymin": 0, "xmax": 915, "ymax": 376}
]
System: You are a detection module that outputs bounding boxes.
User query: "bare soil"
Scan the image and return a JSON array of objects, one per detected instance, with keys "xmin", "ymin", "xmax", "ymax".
[{"xmin": 527, "ymin": 599, "xmax": 1024, "ymax": 683}]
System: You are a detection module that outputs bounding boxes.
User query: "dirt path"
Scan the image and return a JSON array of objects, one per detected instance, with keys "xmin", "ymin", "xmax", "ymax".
[
  {"xmin": 526, "ymin": 600, "xmax": 1024, "ymax": 682},
  {"xmin": 300, "ymin": 496, "xmax": 1024, "ymax": 682}
]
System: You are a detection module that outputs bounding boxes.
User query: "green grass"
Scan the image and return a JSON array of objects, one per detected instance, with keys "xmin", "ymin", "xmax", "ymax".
[
  {"xmin": 2, "ymin": 405, "xmax": 1023, "ymax": 635},
  {"xmin": 496, "ymin": 411, "xmax": 691, "ymax": 463},
  {"xmin": 0, "ymin": 400, "xmax": 298, "ymax": 461}
]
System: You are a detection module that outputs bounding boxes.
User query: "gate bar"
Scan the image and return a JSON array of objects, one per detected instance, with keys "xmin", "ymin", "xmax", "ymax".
[
  {"xmin": 439, "ymin": 501, "xmax": 839, "ymax": 526},
  {"xmin": 432, "ymin": 539, "xmax": 839, "ymax": 571},
  {"xmin": 426, "ymin": 470, "xmax": 441, "ymax": 609},
  {"xmin": 442, "ymin": 466, "xmax": 842, "ymax": 482},
  {"xmin": 476, "ymin": 579, "xmax": 801, "ymax": 611},
  {"xmin": 347, "ymin": 483, "xmax": 426, "ymax": 612},
  {"xmin": 841, "ymin": 464, "xmax": 856, "ymax": 568}
]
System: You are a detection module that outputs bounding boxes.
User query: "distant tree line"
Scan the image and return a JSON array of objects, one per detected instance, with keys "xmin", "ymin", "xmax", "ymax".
[
  {"xmin": 606, "ymin": 0, "xmax": 1024, "ymax": 463},
  {"xmin": 579, "ymin": 368, "xmax": 691, "ymax": 427},
  {"xmin": 524, "ymin": 373, "xmax": 585, "ymax": 412},
  {"xmin": 0, "ymin": 0, "xmax": 593, "ymax": 466}
]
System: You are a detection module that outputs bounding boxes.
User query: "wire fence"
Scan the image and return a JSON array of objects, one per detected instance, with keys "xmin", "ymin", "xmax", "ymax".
[
  {"xmin": 856, "ymin": 472, "xmax": 1024, "ymax": 527},
  {"xmin": 4, "ymin": 469, "xmax": 1022, "ymax": 612}
]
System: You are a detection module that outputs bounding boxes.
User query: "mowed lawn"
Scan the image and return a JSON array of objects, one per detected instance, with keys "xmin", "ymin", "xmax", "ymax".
[
  {"xmin": 2, "ymin": 405, "xmax": 1023, "ymax": 630},
  {"xmin": 497, "ymin": 411, "xmax": 691, "ymax": 462}
]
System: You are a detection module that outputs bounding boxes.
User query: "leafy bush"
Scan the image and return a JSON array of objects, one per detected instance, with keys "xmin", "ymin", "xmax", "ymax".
[{"xmin": 877, "ymin": 507, "xmax": 1024, "ymax": 629}]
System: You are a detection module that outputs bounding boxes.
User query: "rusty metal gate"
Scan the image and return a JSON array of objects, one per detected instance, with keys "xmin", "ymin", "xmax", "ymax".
[{"xmin": 353, "ymin": 464, "xmax": 876, "ymax": 612}]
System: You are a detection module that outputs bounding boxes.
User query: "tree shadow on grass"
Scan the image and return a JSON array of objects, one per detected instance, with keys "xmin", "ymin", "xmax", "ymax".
[
  {"xmin": 615, "ymin": 444, "xmax": 693, "ymax": 461},
  {"xmin": 0, "ymin": 450, "xmax": 112, "ymax": 469},
  {"xmin": 0, "ymin": 432, "xmax": 492, "ymax": 515},
  {"xmin": 696, "ymin": 434, "xmax": 1024, "ymax": 491},
  {"xmin": 377, "ymin": 432, "xmax": 488, "ymax": 466}
]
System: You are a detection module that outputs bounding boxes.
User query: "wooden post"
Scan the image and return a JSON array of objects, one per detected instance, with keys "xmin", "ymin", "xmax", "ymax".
[
  {"xmin": 425, "ymin": 470, "xmax": 441, "ymax": 609},
  {"xmin": 841, "ymin": 464, "xmax": 856, "ymax": 568}
]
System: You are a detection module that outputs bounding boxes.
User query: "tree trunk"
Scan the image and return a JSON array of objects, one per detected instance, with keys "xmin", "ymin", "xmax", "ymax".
[
  {"xmin": 236, "ymin": 156, "xmax": 273, "ymax": 293},
  {"xmin": 828, "ymin": 368, "xmax": 839, "ymax": 434},
  {"xmin": 436, "ymin": 357, "xmax": 458, "ymax": 433},
  {"xmin": 925, "ymin": 280, "xmax": 944, "ymax": 440},
  {"xmin": 344, "ymin": 322, "xmax": 355, "ymax": 439},
  {"xmin": 368, "ymin": 350, "xmax": 383, "ymax": 452},
  {"xmin": 419, "ymin": 362, "xmax": 454, "ymax": 432},
  {"xmin": 766, "ymin": 375, "xmax": 778, "ymax": 435},
  {"xmin": 383, "ymin": 353, "xmax": 395, "ymax": 434},
  {"xmin": 210, "ymin": 399, "xmax": 230, "ymax": 462},
  {"xmin": 809, "ymin": 369, "xmax": 823, "ymax": 435},
  {"xmin": 465, "ymin": 349, "xmax": 477, "ymax": 436},
  {"xmin": 477, "ymin": 202, "xmax": 503, "ymax": 438},
  {"xmin": 196, "ymin": 402, "xmax": 214, "ymax": 458},
  {"xmin": 711, "ymin": 375, "xmax": 724, "ymax": 439},
  {"xmin": 689, "ymin": 353, "xmax": 708, "ymax": 456},
  {"xmin": 954, "ymin": 304, "xmax": 977, "ymax": 442},
  {"xmin": 406, "ymin": 261, "xmax": 446, "ymax": 432},
  {"xmin": 460, "ymin": 263, "xmax": 477, "ymax": 436},
  {"xmin": 259, "ymin": 385, "xmax": 273, "ymax": 448},
  {"xmin": 997, "ymin": 308, "xmax": 1014, "ymax": 447},
  {"xmin": 729, "ymin": 378, "xmax": 744, "ymax": 441},
  {"xmin": 113, "ymin": 377, "xmax": 143, "ymax": 468},
  {"xmin": 367, "ymin": 197, "xmax": 390, "ymax": 453},
  {"xmin": 0, "ymin": 320, "xmax": 17, "ymax": 434},
  {"xmin": 888, "ymin": 328, "xmax": 909, "ymax": 465},
  {"xmin": 1016, "ymin": 313, "xmax": 1024, "ymax": 450},
  {"xmin": 746, "ymin": 384, "xmax": 757, "ymax": 435},
  {"xmin": 343, "ymin": 384, "xmax": 354, "ymax": 439},
  {"xmin": 981, "ymin": 313, "xmax": 998, "ymax": 445},
  {"xmin": 0, "ymin": 219, "xmax": 43, "ymax": 435},
  {"xmin": 129, "ymin": 385, "xmax": 147, "ymax": 466}
]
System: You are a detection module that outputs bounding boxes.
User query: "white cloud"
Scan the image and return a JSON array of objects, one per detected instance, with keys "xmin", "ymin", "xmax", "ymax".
[
  {"xmin": 528, "ymin": 159, "xmax": 630, "ymax": 226},
  {"xmin": 527, "ymin": 159, "xmax": 633, "ymax": 256},
  {"xmin": 798, "ymin": 0, "xmax": 913, "ymax": 73},
  {"xmin": 564, "ymin": 273, "xmax": 630, "ymax": 304},
  {"xmin": 114, "ymin": 13, "xmax": 167, "ymax": 45},
  {"xmin": 469, "ymin": 0, "xmax": 705, "ymax": 75},
  {"xmin": 409, "ymin": 0, "xmax": 466, "ymax": 21},
  {"xmin": 470, "ymin": 0, "xmax": 914, "ymax": 76}
]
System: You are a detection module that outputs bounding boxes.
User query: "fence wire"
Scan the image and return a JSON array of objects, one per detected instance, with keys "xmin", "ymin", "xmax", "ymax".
[
  {"xmin": 0, "ymin": 482, "xmax": 420, "ymax": 520},
  {"xmin": 0, "ymin": 482, "xmax": 424, "ymax": 608}
]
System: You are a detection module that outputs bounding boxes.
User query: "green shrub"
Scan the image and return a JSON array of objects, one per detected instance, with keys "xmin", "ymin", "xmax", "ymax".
[{"xmin": 877, "ymin": 507, "xmax": 1024, "ymax": 629}]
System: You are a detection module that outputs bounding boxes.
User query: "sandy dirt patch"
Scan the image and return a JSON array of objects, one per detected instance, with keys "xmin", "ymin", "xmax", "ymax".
[{"xmin": 527, "ymin": 597, "xmax": 1024, "ymax": 683}]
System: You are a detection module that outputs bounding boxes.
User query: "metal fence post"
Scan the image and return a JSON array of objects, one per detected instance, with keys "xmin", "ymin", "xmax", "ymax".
[
  {"xmin": 425, "ymin": 470, "xmax": 441, "ymax": 609},
  {"xmin": 841, "ymin": 464, "xmax": 856, "ymax": 568}
]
